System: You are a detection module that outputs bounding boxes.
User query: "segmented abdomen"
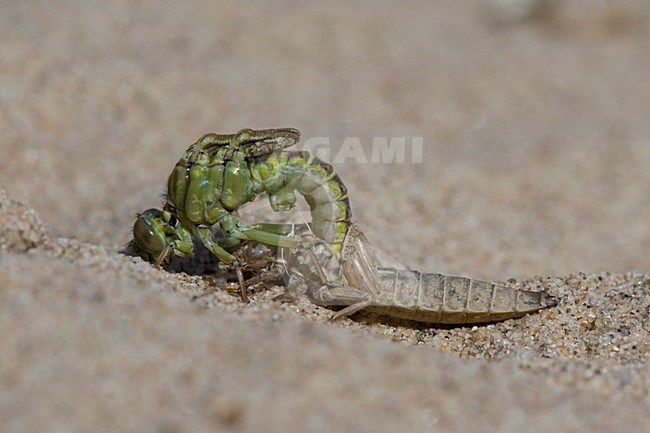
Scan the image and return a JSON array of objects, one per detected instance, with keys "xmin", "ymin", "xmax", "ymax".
[
  {"xmin": 370, "ymin": 268, "xmax": 557, "ymax": 324},
  {"xmin": 254, "ymin": 151, "xmax": 352, "ymax": 252}
]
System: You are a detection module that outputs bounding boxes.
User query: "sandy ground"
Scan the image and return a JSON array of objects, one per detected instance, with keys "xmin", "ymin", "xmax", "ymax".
[{"xmin": 1, "ymin": 1, "xmax": 649, "ymax": 432}]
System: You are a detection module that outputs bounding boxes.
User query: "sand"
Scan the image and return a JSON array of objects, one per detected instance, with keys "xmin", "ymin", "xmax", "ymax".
[{"xmin": 1, "ymin": 1, "xmax": 649, "ymax": 432}]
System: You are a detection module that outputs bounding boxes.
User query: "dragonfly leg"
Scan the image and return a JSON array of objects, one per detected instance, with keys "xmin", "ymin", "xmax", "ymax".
[
  {"xmin": 246, "ymin": 223, "xmax": 298, "ymax": 236},
  {"xmin": 197, "ymin": 226, "xmax": 257, "ymax": 302},
  {"xmin": 196, "ymin": 226, "xmax": 237, "ymax": 264},
  {"xmin": 311, "ymin": 284, "xmax": 373, "ymax": 320},
  {"xmin": 331, "ymin": 300, "xmax": 373, "ymax": 320},
  {"xmin": 234, "ymin": 263, "xmax": 248, "ymax": 303},
  {"xmin": 237, "ymin": 227, "xmax": 300, "ymax": 249}
]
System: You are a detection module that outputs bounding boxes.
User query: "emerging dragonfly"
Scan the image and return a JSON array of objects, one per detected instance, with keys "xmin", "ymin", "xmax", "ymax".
[
  {"xmin": 130, "ymin": 128, "xmax": 351, "ymax": 300},
  {"xmin": 231, "ymin": 222, "xmax": 557, "ymax": 324},
  {"xmin": 131, "ymin": 127, "xmax": 556, "ymax": 323}
]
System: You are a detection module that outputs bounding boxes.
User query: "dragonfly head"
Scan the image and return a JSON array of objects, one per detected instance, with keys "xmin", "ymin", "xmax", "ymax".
[{"xmin": 132, "ymin": 208, "xmax": 180, "ymax": 265}]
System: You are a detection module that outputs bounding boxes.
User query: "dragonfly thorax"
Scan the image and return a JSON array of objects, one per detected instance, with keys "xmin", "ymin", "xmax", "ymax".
[{"xmin": 166, "ymin": 151, "xmax": 259, "ymax": 227}]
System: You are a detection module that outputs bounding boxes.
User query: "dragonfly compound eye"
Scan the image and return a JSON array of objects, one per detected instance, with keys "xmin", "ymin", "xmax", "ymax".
[{"xmin": 133, "ymin": 209, "xmax": 167, "ymax": 254}]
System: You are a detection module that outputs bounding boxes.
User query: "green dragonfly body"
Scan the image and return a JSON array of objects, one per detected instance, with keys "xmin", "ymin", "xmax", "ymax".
[{"xmin": 131, "ymin": 128, "xmax": 351, "ymax": 267}]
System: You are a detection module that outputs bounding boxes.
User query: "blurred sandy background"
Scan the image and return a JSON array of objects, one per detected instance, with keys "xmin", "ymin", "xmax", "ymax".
[{"xmin": 1, "ymin": 1, "xmax": 649, "ymax": 432}]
